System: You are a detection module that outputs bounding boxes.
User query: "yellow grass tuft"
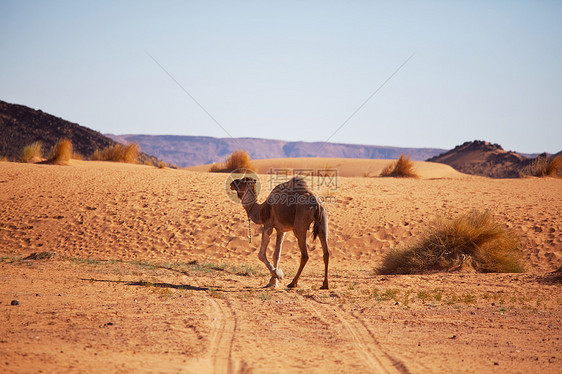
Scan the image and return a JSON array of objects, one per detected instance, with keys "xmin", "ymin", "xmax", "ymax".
[
  {"xmin": 21, "ymin": 141, "xmax": 43, "ymax": 163},
  {"xmin": 380, "ymin": 154, "xmax": 418, "ymax": 178},
  {"xmin": 72, "ymin": 152, "xmax": 84, "ymax": 160},
  {"xmin": 210, "ymin": 150, "xmax": 256, "ymax": 172},
  {"xmin": 123, "ymin": 143, "xmax": 140, "ymax": 163},
  {"xmin": 209, "ymin": 162, "xmax": 220, "ymax": 172},
  {"xmin": 522, "ymin": 155, "xmax": 562, "ymax": 178},
  {"xmin": 379, "ymin": 211, "xmax": 524, "ymax": 274},
  {"xmin": 48, "ymin": 138, "xmax": 73, "ymax": 165},
  {"xmin": 91, "ymin": 143, "xmax": 140, "ymax": 163}
]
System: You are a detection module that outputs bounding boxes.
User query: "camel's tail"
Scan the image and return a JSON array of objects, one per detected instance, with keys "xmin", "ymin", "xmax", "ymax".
[{"xmin": 313, "ymin": 200, "xmax": 328, "ymax": 242}]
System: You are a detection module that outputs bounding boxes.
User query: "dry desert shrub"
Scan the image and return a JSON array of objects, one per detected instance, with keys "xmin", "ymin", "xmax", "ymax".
[
  {"xmin": 379, "ymin": 211, "xmax": 524, "ymax": 274},
  {"xmin": 122, "ymin": 143, "xmax": 140, "ymax": 163},
  {"xmin": 48, "ymin": 138, "xmax": 73, "ymax": 165},
  {"xmin": 380, "ymin": 163, "xmax": 393, "ymax": 176},
  {"xmin": 72, "ymin": 152, "xmax": 84, "ymax": 160},
  {"xmin": 91, "ymin": 147, "xmax": 107, "ymax": 161},
  {"xmin": 210, "ymin": 150, "xmax": 256, "ymax": 172},
  {"xmin": 21, "ymin": 141, "xmax": 43, "ymax": 163},
  {"xmin": 522, "ymin": 155, "xmax": 562, "ymax": 178},
  {"xmin": 225, "ymin": 150, "xmax": 255, "ymax": 171},
  {"xmin": 209, "ymin": 162, "xmax": 220, "ymax": 172},
  {"xmin": 380, "ymin": 154, "xmax": 418, "ymax": 178},
  {"xmin": 91, "ymin": 143, "xmax": 140, "ymax": 163}
]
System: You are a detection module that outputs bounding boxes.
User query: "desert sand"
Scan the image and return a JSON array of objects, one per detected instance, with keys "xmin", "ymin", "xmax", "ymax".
[
  {"xmin": 1, "ymin": 159, "xmax": 561, "ymax": 373},
  {"xmin": 187, "ymin": 157, "xmax": 463, "ymax": 179}
]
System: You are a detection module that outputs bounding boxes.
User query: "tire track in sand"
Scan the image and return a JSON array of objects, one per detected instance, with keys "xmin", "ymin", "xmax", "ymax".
[
  {"xmin": 188, "ymin": 272, "xmax": 239, "ymax": 374},
  {"xmin": 207, "ymin": 297, "xmax": 237, "ymax": 374},
  {"xmin": 300, "ymin": 295, "xmax": 410, "ymax": 374}
]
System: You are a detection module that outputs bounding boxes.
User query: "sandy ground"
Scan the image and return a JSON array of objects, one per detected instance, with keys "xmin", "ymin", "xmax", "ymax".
[{"xmin": 1, "ymin": 160, "xmax": 561, "ymax": 373}]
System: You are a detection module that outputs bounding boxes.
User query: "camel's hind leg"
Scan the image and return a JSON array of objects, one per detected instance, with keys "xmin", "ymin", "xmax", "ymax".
[
  {"xmin": 287, "ymin": 229, "xmax": 309, "ymax": 288},
  {"xmin": 319, "ymin": 230, "xmax": 329, "ymax": 289}
]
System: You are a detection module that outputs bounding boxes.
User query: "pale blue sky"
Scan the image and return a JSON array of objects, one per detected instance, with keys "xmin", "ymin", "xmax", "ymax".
[{"xmin": 1, "ymin": 1, "xmax": 561, "ymax": 153}]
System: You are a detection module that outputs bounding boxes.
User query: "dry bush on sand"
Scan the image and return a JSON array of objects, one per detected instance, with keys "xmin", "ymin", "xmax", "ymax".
[
  {"xmin": 91, "ymin": 143, "xmax": 140, "ymax": 163},
  {"xmin": 72, "ymin": 152, "xmax": 84, "ymax": 160},
  {"xmin": 122, "ymin": 144, "xmax": 140, "ymax": 163},
  {"xmin": 521, "ymin": 155, "xmax": 562, "ymax": 178},
  {"xmin": 21, "ymin": 141, "xmax": 43, "ymax": 163},
  {"xmin": 210, "ymin": 150, "xmax": 256, "ymax": 172},
  {"xmin": 380, "ymin": 154, "xmax": 418, "ymax": 178},
  {"xmin": 48, "ymin": 139, "xmax": 73, "ymax": 165},
  {"xmin": 379, "ymin": 211, "xmax": 524, "ymax": 274}
]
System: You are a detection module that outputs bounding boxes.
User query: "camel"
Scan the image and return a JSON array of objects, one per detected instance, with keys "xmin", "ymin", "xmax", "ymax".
[{"xmin": 230, "ymin": 176, "xmax": 330, "ymax": 289}]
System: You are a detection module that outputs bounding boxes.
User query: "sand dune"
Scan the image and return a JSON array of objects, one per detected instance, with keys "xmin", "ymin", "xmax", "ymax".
[
  {"xmin": 1, "ymin": 160, "xmax": 561, "ymax": 373},
  {"xmin": 187, "ymin": 157, "xmax": 465, "ymax": 179}
]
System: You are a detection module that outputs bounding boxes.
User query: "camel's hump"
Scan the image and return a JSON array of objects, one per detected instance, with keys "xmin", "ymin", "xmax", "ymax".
[
  {"xmin": 273, "ymin": 176, "xmax": 310, "ymax": 191},
  {"xmin": 290, "ymin": 176, "xmax": 308, "ymax": 187}
]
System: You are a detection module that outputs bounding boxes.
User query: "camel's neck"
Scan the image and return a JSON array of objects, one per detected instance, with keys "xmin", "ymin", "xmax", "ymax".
[{"xmin": 241, "ymin": 190, "xmax": 263, "ymax": 224}]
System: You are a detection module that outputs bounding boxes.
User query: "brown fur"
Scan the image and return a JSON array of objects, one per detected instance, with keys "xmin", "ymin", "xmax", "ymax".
[{"xmin": 230, "ymin": 176, "xmax": 330, "ymax": 289}]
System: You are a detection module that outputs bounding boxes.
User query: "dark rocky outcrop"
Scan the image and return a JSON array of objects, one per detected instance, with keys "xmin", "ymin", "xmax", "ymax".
[
  {"xmin": 0, "ymin": 100, "xmax": 161, "ymax": 165},
  {"xmin": 427, "ymin": 140, "xmax": 559, "ymax": 178}
]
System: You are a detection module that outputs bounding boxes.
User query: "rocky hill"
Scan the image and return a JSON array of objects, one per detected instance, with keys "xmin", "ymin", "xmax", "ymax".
[
  {"xmin": 0, "ymin": 100, "xmax": 161, "ymax": 165},
  {"xmin": 427, "ymin": 140, "xmax": 551, "ymax": 178},
  {"xmin": 107, "ymin": 134, "xmax": 446, "ymax": 168}
]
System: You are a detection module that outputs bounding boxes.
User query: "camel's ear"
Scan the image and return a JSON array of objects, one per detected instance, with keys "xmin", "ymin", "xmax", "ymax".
[{"xmin": 243, "ymin": 177, "xmax": 256, "ymax": 184}]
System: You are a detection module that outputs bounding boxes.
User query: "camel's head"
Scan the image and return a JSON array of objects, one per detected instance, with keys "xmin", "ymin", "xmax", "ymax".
[{"xmin": 230, "ymin": 177, "xmax": 257, "ymax": 200}]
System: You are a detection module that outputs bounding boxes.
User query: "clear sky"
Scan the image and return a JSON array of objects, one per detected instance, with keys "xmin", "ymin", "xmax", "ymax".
[{"xmin": 1, "ymin": 1, "xmax": 561, "ymax": 154}]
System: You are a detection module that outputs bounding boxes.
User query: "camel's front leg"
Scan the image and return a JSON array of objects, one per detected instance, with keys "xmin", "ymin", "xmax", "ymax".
[{"xmin": 257, "ymin": 226, "xmax": 277, "ymax": 287}]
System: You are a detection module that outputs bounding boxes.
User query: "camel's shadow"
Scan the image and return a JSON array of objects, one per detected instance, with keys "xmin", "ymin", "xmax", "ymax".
[
  {"xmin": 81, "ymin": 278, "xmax": 209, "ymax": 291},
  {"xmin": 127, "ymin": 280, "xmax": 209, "ymax": 291},
  {"xmin": 82, "ymin": 278, "xmax": 304, "ymax": 296},
  {"xmin": 82, "ymin": 278, "xmax": 282, "ymax": 293}
]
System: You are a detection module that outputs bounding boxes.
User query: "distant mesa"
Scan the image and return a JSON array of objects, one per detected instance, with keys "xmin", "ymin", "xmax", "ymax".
[{"xmin": 106, "ymin": 134, "xmax": 447, "ymax": 168}]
